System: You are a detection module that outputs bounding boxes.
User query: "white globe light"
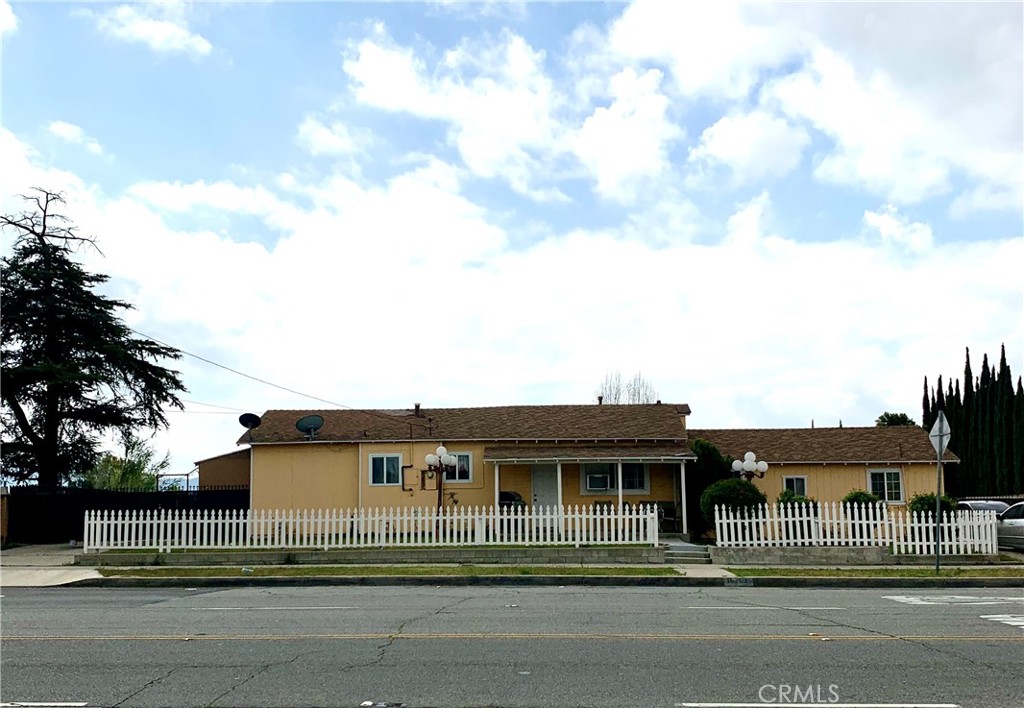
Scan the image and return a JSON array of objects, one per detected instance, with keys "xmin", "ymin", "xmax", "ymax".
[
  {"xmin": 440, "ymin": 454, "xmax": 454, "ymax": 466},
  {"xmin": 732, "ymin": 460, "xmax": 743, "ymax": 472},
  {"xmin": 425, "ymin": 454, "xmax": 438, "ymax": 466},
  {"xmin": 743, "ymin": 459, "xmax": 756, "ymax": 472},
  {"xmin": 436, "ymin": 445, "xmax": 447, "ymax": 456},
  {"xmin": 756, "ymin": 460, "xmax": 768, "ymax": 473},
  {"xmin": 744, "ymin": 451, "xmax": 756, "ymax": 462}
]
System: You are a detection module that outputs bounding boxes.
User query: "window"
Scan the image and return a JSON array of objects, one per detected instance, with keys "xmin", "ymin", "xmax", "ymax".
[
  {"xmin": 370, "ymin": 454, "xmax": 402, "ymax": 486},
  {"xmin": 868, "ymin": 468, "xmax": 903, "ymax": 502},
  {"xmin": 621, "ymin": 463, "xmax": 646, "ymax": 491},
  {"xmin": 783, "ymin": 476, "xmax": 807, "ymax": 497},
  {"xmin": 581, "ymin": 463, "xmax": 649, "ymax": 494},
  {"xmin": 444, "ymin": 452, "xmax": 472, "ymax": 483}
]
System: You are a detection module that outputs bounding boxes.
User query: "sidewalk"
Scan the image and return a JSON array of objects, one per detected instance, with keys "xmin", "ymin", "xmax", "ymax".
[
  {"xmin": 0, "ymin": 544, "xmax": 102, "ymax": 587},
  {"xmin": 2, "ymin": 544, "xmax": 1020, "ymax": 588}
]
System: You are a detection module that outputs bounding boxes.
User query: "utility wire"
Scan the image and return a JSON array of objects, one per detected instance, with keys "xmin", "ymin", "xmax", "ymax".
[{"xmin": 132, "ymin": 329, "xmax": 432, "ymax": 431}]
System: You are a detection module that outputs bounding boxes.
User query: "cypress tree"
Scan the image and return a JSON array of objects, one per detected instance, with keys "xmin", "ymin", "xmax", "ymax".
[
  {"xmin": 922, "ymin": 376, "xmax": 932, "ymax": 428},
  {"xmin": 1014, "ymin": 377, "xmax": 1024, "ymax": 493},
  {"xmin": 996, "ymin": 345, "xmax": 1013, "ymax": 492}
]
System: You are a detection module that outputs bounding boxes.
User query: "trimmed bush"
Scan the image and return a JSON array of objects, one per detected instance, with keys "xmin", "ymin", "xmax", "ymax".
[
  {"xmin": 908, "ymin": 492, "xmax": 955, "ymax": 515},
  {"xmin": 842, "ymin": 489, "xmax": 880, "ymax": 505},
  {"xmin": 776, "ymin": 488, "xmax": 816, "ymax": 506},
  {"xmin": 700, "ymin": 478, "xmax": 768, "ymax": 524}
]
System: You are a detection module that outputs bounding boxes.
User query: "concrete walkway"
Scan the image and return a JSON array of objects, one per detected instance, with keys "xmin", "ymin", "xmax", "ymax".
[{"xmin": 0, "ymin": 544, "xmax": 101, "ymax": 587}]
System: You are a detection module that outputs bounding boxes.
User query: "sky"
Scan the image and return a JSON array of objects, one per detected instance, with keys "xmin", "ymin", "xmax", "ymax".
[{"xmin": 1, "ymin": 1, "xmax": 1022, "ymax": 482}]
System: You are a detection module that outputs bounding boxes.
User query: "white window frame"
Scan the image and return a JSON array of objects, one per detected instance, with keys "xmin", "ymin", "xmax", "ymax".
[
  {"xmin": 867, "ymin": 468, "xmax": 903, "ymax": 503},
  {"xmin": 580, "ymin": 463, "xmax": 650, "ymax": 495},
  {"xmin": 444, "ymin": 452, "xmax": 472, "ymax": 483},
  {"xmin": 369, "ymin": 453, "xmax": 402, "ymax": 486},
  {"xmin": 783, "ymin": 476, "xmax": 808, "ymax": 497}
]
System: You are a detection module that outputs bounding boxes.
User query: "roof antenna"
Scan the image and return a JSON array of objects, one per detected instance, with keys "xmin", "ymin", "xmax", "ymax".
[
  {"xmin": 295, "ymin": 414, "xmax": 324, "ymax": 441},
  {"xmin": 238, "ymin": 413, "xmax": 262, "ymax": 442}
]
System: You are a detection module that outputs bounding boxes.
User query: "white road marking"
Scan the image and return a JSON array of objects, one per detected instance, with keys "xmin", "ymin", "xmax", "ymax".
[
  {"xmin": 194, "ymin": 606, "xmax": 359, "ymax": 611},
  {"xmin": 681, "ymin": 606, "xmax": 845, "ymax": 610},
  {"xmin": 0, "ymin": 703, "xmax": 88, "ymax": 707},
  {"xmin": 979, "ymin": 614, "xmax": 1024, "ymax": 629},
  {"xmin": 676, "ymin": 704, "xmax": 959, "ymax": 707},
  {"xmin": 884, "ymin": 595, "xmax": 1024, "ymax": 606}
]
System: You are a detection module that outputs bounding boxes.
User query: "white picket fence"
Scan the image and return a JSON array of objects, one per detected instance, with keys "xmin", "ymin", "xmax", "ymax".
[
  {"xmin": 83, "ymin": 504, "xmax": 659, "ymax": 553},
  {"xmin": 714, "ymin": 502, "xmax": 998, "ymax": 555}
]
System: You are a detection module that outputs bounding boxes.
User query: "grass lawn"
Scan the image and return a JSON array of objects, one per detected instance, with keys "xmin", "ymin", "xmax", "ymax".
[
  {"xmin": 727, "ymin": 567, "xmax": 1024, "ymax": 578},
  {"xmin": 98, "ymin": 565, "xmax": 679, "ymax": 578}
]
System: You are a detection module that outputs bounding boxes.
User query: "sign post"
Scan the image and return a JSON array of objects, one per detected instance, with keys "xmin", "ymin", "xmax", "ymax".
[{"xmin": 929, "ymin": 411, "xmax": 951, "ymax": 573}]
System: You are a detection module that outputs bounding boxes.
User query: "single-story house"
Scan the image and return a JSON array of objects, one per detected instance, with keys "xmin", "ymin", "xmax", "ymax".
[
  {"xmin": 235, "ymin": 402, "xmax": 697, "ymax": 531},
  {"xmin": 691, "ymin": 426, "xmax": 956, "ymax": 505},
  {"xmin": 195, "ymin": 403, "xmax": 957, "ymax": 540}
]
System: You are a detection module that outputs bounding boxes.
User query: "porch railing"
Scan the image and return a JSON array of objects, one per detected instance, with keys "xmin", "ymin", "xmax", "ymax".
[{"xmin": 83, "ymin": 504, "xmax": 659, "ymax": 552}]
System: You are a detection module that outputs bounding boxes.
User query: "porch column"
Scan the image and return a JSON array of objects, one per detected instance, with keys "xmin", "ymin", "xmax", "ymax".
[
  {"xmin": 556, "ymin": 462, "xmax": 563, "ymax": 508},
  {"xmin": 617, "ymin": 461, "xmax": 624, "ymax": 509},
  {"xmin": 679, "ymin": 461, "xmax": 688, "ymax": 538},
  {"xmin": 494, "ymin": 463, "xmax": 501, "ymax": 510},
  {"xmin": 556, "ymin": 462, "xmax": 564, "ymax": 540}
]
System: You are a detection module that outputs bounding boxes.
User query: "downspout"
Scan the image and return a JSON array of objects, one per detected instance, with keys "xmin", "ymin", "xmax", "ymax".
[{"xmin": 357, "ymin": 442, "xmax": 363, "ymax": 509}]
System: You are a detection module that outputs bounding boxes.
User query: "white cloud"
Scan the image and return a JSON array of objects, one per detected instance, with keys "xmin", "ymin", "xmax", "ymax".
[
  {"xmin": 688, "ymin": 110, "xmax": 809, "ymax": 186},
  {"xmin": 572, "ymin": 68, "xmax": 683, "ymax": 203},
  {"xmin": 343, "ymin": 28, "xmax": 568, "ymax": 201},
  {"xmin": 608, "ymin": 0, "xmax": 799, "ymax": 100},
  {"xmin": 295, "ymin": 116, "xmax": 362, "ymax": 157},
  {"xmin": 600, "ymin": 1, "xmax": 1022, "ymax": 211},
  {"xmin": 862, "ymin": 204, "xmax": 934, "ymax": 254},
  {"xmin": 47, "ymin": 120, "xmax": 105, "ymax": 156},
  {"xmin": 89, "ymin": 4, "xmax": 212, "ymax": 58},
  {"xmin": 0, "ymin": 0, "xmax": 17, "ymax": 36}
]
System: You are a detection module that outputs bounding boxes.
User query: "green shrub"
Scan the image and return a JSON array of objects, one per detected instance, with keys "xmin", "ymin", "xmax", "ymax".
[
  {"xmin": 842, "ymin": 489, "xmax": 880, "ymax": 505},
  {"xmin": 776, "ymin": 488, "xmax": 816, "ymax": 506},
  {"xmin": 908, "ymin": 492, "xmax": 955, "ymax": 515},
  {"xmin": 700, "ymin": 478, "xmax": 768, "ymax": 524}
]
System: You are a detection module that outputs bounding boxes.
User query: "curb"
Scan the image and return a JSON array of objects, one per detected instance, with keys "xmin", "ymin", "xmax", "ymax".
[{"xmin": 67, "ymin": 575, "xmax": 1024, "ymax": 589}]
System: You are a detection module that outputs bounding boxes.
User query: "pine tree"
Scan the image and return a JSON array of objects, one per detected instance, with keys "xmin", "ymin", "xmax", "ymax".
[{"xmin": 1, "ymin": 190, "xmax": 186, "ymax": 487}]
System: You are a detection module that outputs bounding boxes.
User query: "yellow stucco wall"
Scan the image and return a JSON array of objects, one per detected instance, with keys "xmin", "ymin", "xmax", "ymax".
[
  {"xmin": 251, "ymin": 444, "xmax": 684, "ymax": 512},
  {"xmin": 752, "ymin": 463, "xmax": 944, "ymax": 505},
  {"xmin": 251, "ymin": 444, "xmax": 359, "ymax": 512},
  {"xmin": 253, "ymin": 441, "xmax": 503, "ymax": 512}
]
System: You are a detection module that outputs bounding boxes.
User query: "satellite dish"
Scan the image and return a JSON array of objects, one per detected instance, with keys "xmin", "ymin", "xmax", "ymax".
[
  {"xmin": 295, "ymin": 414, "xmax": 324, "ymax": 440},
  {"xmin": 239, "ymin": 413, "xmax": 262, "ymax": 430},
  {"xmin": 238, "ymin": 413, "xmax": 262, "ymax": 442}
]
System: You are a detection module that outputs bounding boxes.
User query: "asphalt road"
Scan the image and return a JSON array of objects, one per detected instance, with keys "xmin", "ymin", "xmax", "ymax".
[{"xmin": 1, "ymin": 585, "xmax": 1021, "ymax": 708}]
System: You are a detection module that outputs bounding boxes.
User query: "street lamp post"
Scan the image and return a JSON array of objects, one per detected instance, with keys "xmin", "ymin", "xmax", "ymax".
[
  {"xmin": 425, "ymin": 445, "xmax": 457, "ymax": 510},
  {"xmin": 732, "ymin": 451, "xmax": 768, "ymax": 481}
]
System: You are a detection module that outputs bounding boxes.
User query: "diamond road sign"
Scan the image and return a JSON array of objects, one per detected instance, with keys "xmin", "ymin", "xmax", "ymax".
[{"xmin": 929, "ymin": 410, "xmax": 951, "ymax": 455}]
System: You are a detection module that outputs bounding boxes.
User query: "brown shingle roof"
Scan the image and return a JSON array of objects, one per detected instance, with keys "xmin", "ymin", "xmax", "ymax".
[
  {"xmin": 689, "ymin": 426, "xmax": 958, "ymax": 464},
  {"xmin": 484, "ymin": 443, "xmax": 692, "ymax": 462},
  {"xmin": 242, "ymin": 404, "xmax": 690, "ymax": 445}
]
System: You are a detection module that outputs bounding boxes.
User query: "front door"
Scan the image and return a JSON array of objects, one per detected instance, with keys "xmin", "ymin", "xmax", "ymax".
[{"xmin": 531, "ymin": 464, "xmax": 559, "ymax": 509}]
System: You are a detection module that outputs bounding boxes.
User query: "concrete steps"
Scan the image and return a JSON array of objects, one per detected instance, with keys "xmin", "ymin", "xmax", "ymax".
[{"xmin": 665, "ymin": 547, "xmax": 712, "ymax": 564}]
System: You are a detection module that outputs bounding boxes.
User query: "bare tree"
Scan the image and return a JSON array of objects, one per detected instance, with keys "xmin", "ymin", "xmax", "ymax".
[
  {"xmin": 596, "ymin": 370, "xmax": 658, "ymax": 404},
  {"xmin": 596, "ymin": 371, "xmax": 623, "ymax": 404},
  {"xmin": 625, "ymin": 371, "xmax": 658, "ymax": 404}
]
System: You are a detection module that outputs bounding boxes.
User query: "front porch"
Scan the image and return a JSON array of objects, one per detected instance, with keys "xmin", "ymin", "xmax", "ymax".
[{"xmin": 486, "ymin": 444, "xmax": 694, "ymax": 539}]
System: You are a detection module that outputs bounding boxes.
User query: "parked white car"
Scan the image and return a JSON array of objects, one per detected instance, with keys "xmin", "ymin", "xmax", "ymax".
[{"xmin": 996, "ymin": 502, "xmax": 1024, "ymax": 550}]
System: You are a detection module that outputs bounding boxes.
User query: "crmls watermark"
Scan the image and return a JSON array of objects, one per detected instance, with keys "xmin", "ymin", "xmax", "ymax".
[{"xmin": 757, "ymin": 684, "xmax": 840, "ymax": 704}]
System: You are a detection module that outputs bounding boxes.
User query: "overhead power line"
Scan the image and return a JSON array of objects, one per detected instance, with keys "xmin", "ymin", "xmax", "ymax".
[{"xmin": 131, "ymin": 329, "xmax": 431, "ymax": 431}]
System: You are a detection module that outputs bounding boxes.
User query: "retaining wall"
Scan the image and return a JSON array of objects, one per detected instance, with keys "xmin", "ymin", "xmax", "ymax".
[
  {"xmin": 709, "ymin": 546, "xmax": 1000, "ymax": 565},
  {"xmin": 81, "ymin": 545, "xmax": 666, "ymax": 567}
]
